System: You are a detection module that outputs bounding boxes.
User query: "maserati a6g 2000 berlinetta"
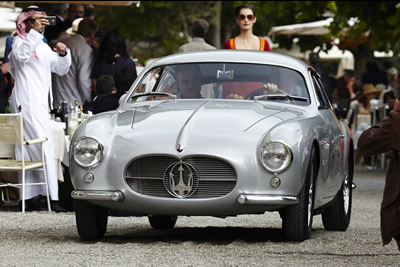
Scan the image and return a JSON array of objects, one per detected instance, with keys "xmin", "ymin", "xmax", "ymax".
[{"xmin": 70, "ymin": 50, "xmax": 354, "ymax": 241}]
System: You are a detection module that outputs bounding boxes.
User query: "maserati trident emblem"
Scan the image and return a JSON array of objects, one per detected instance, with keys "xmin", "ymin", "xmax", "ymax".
[{"xmin": 163, "ymin": 161, "xmax": 199, "ymax": 198}]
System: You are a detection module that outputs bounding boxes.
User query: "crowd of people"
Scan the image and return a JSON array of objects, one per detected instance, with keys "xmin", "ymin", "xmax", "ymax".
[
  {"xmin": 0, "ymin": 1, "xmax": 398, "ymax": 252},
  {"xmin": 0, "ymin": 4, "xmax": 139, "ymax": 212}
]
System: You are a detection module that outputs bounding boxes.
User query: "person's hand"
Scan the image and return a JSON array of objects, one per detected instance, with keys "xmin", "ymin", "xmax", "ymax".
[
  {"xmin": 53, "ymin": 42, "xmax": 67, "ymax": 56},
  {"xmin": 0, "ymin": 62, "xmax": 9, "ymax": 74},
  {"xmin": 264, "ymin": 83, "xmax": 279, "ymax": 92},
  {"xmin": 32, "ymin": 16, "xmax": 49, "ymax": 33}
]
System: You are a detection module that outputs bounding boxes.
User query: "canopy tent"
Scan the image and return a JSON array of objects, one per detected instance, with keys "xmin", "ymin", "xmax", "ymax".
[
  {"xmin": 267, "ymin": 18, "xmax": 355, "ymax": 76},
  {"xmin": 268, "ymin": 18, "xmax": 333, "ymax": 37},
  {"xmin": 0, "ymin": 6, "xmax": 22, "ymax": 33}
]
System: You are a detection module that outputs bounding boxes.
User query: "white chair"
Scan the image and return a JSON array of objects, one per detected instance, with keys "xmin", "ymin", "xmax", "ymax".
[{"xmin": 0, "ymin": 113, "xmax": 51, "ymax": 213}]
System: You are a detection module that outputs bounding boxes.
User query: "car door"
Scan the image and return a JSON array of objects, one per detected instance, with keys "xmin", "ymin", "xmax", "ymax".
[{"xmin": 310, "ymin": 70, "xmax": 344, "ymax": 200}]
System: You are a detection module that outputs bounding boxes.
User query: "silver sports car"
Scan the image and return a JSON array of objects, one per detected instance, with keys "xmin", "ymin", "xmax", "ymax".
[{"xmin": 70, "ymin": 50, "xmax": 354, "ymax": 241}]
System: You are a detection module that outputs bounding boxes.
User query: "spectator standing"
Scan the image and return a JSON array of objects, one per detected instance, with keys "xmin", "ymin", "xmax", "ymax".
[
  {"xmin": 178, "ymin": 18, "xmax": 216, "ymax": 52},
  {"xmin": 332, "ymin": 69, "xmax": 361, "ymax": 119},
  {"xmin": 9, "ymin": 6, "xmax": 71, "ymax": 211},
  {"xmin": 378, "ymin": 67, "xmax": 398, "ymax": 111},
  {"xmin": 221, "ymin": 4, "xmax": 270, "ymax": 99},
  {"xmin": 357, "ymin": 86, "xmax": 400, "ymax": 252},
  {"xmin": 383, "ymin": 91, "xmax": 396, "ymax": 111},
  {"xmin": 178, "ymin": 18, "xmax": 216, "ymax": 98},
  {"xmin": 361, "ymin": 60, "xmax": 388, "ymax": 87},
  {"xmin": 91, "ymin": 29, "xmax": 137, "ymax": 95},
  {"xmin": 64, "ymin": 4, "xmax": 84, "ymax": 29},
  {"xmin": 224, "ymin": 3, "xmax": 271, "ymax": 51},
  {"xmin": 84, "ymin": 4, "xmax": 96, "ymax": 19},
  {"xmin": 346, "ymin": 84, "xmax": 381, "ymax": 163},
  {"xmin": 52, "ymin": 18, "xmax": 97, "ymax": 109},
  {"xmin": 92, "ymin": 67, "xmax": 137, "ymax": 114},
  {"xmin": 43, "ymin": 3, "xmax": 69, "ymax": 43}
]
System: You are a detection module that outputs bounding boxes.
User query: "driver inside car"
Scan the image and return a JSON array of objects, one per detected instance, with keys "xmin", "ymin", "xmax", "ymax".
[{"xmin": 175, "ymin": 64, "xmax": 203, "ymax": 99}]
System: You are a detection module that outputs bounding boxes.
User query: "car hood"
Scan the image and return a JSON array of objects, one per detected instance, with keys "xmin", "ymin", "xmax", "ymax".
[
  {"xmin": 124, "ymin": 100, "xmax": 303, "ymax": 133},
  {"xmin": 82, "ymin": 99, "xmax": 308, "ymax": 158}
]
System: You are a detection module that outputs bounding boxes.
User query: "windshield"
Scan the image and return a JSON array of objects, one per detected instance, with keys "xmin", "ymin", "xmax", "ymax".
[{"xmin": 129, "ymin": 63, "xmax": 310, "ymax": 106}]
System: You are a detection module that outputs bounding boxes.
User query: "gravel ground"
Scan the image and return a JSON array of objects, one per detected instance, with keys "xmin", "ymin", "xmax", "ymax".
[{"xmin": 0, "ymin": 167, "xmax": 399, "ymax": 266}]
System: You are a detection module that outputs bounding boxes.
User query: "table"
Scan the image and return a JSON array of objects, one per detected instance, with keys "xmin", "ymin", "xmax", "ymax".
[{"xmin": 0, "ymin": 120, "xmax": 69, "ymax": 183}]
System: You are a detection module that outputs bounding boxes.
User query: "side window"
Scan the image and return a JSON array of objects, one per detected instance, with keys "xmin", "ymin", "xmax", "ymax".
[
  {"xmin": 157, "ymin": 70, "xmax": 177, "ymax": 94},
  {"xmin": 135, "ymin": 67, "xmax": 162, "ymax": 94},
  {"xmin": 311, "ymin": 73, "xmax": 329, "ymax": 109}
]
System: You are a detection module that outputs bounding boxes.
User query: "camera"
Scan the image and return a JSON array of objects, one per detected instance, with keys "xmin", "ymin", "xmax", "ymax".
[{"xmin": 43, "ymin": 16, "xmax": 56, "ymax": 26}]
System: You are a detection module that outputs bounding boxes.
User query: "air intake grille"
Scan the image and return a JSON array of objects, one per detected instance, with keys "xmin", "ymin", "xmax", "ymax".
[{"xmin": 125, "ymin": 156, "xmax": 237, "ymax": 198}]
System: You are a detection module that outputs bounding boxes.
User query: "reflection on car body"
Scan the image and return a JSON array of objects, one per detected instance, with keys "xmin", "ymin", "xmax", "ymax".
[{"xmin": 69, "ymin": 50, "xmax": 354, "ymax": 241}]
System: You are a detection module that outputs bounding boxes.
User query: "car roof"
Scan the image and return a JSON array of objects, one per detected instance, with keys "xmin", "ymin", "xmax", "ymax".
[{"xmin": 147, "ymin": 50, "xmax": 310, "ymax": 75}]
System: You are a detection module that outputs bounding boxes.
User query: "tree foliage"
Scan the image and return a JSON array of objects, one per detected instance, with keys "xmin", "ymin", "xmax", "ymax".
[
  {"xmin": 16, "ymin": 1, "xmax": 400, "ymax": 67},
  {"xmin": 95, "ymin": 1, "xmax": 219, "ymax": 60}
]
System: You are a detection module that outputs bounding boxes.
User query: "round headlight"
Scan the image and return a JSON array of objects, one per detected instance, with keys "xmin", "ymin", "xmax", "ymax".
[
  {"xmin": 260, "ymin": 142, "xmax": 292, "ymax": 173},
  {"xmin": 73, "ymin": 137, "xmax": 103, "ymax": 168}
]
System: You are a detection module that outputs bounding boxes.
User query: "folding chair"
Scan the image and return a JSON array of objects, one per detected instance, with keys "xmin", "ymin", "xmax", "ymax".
[{"xmin": 0, "ymin": 113, "xmax": 51, "ymax": 213}]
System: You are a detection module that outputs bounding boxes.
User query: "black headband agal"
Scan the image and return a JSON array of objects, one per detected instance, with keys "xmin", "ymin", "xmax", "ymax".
[{"xmin": 22, "ymin": 7, "xmax": 44, "ymax": 12}]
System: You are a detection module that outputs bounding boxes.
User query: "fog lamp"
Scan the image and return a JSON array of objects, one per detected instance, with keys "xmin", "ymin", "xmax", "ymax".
[
  {"xmin": 83, "ymin": 173, "xmax": 94, "ymax": 183},
  {"xmin": 270, "ymin": 177, "xmax": 281, "ymax": 188}
]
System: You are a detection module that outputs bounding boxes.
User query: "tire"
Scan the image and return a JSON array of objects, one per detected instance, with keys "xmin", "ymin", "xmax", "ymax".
[
  {"xmin": 282, "ymin": 147, "xmax": 316, "ymax": 241},
  {"xmin": 148, "ymin": 215, "xmax": 178, "ymax": 229},
  {"xmin": 75, "ymin": 199, "xmax": 109, "ymax": 241},
  {"xmin": 322, "ymin": 161, "xmax": 353, "ymax": 231}
]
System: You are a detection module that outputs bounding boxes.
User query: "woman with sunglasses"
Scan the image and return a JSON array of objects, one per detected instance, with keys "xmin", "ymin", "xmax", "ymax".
[
  {"xmin": 224, "ymin": 4, "xmax": 271, "ymax": 51},
  {"xmin": 222, "ymin": 4, "xmax": 271, "ymax": 99}
]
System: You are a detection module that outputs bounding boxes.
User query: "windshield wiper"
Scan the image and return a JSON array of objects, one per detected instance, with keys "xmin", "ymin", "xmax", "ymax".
[
  {"xmin": 254, "ymin": 94, "xmax": 308, "ymax": 103},
  {"xmin": 131, "ymin": 92, "xmax": 177, "ymax": 102}
]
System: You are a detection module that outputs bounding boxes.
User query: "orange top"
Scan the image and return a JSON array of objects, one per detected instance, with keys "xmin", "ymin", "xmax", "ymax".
[{"xmin": 224, "ymin": 37, "xmax": 271, "ymax": 51}]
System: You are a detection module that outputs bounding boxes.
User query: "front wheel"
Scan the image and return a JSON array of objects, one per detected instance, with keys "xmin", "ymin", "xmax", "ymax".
[
  {"xmin": 148, "ymin": 215, "xmax": 177, "ymax": 229},
  {"xmin": 322, "ymin": 162, "xmax": 353, "ymax": 231},
  {"xmin": 75, "ymin": 199, "xmax": 109, "ymax": 241},
  {"xmin": 282, "ymin": 147, "xmax": 316, "ymax": 241}
]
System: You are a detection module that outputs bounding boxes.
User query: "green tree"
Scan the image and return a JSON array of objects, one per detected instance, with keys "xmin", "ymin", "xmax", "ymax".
[
  {"xmin": 16, "ymin": 1, "xmax": 400, "ymax": 77},
  {"xmin": 328, "ymin": 1, "xmax": 400, "ymax": 78},
  {"xmin": 95, "ymin": 1, "xmax": 220, "ymax": 61},
  {"xmin": 257, "ymin": 1, "xmax": 400, "ymax": 79}
]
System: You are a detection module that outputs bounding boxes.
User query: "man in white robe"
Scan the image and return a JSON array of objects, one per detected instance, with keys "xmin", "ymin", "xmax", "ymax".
[{"xmin": 9, "ymin": 6, "xmax": 71, "ymax": 211}]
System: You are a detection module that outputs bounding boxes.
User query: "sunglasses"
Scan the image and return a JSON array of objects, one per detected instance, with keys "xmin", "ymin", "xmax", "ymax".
[{"xmin": 238, "ymin": 14, "xmax": 255, "ymax": 21}]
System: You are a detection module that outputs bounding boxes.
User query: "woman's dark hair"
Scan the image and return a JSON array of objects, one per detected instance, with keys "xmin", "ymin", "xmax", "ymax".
[
  {"xmin": 114, "ymin": 67, "xmax": 137, "ymax": 93},
  {"xmin": 97, "ymin": 29, "xmax": 129, "ymax": 64},
  {"xmin": 234, "ymin": 3, "xmax": 256, "ymax": 18}
]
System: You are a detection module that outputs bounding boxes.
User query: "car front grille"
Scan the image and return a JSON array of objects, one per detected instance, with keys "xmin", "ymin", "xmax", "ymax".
[{"xmin": 124, "ymin": 155, "xmax": 237, "ymax": 198}]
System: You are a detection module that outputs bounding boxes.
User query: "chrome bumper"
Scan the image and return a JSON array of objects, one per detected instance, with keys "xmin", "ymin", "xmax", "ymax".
[
  {"xmin": 71, "ymin": 190, "xmax": 124, "ymax": 202},
  {"xmin": 237, "ymin": 194, "xmax": 299, "ymax": 205}
]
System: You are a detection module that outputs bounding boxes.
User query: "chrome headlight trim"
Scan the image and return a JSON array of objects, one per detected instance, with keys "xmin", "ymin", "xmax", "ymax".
[
  {"xmin": 260, "ymin": 141, "xmax": 292, "ymax": 173},
  {"xmin": 73, "ymin": 136, "xmax": 104, "ymax": 168}
]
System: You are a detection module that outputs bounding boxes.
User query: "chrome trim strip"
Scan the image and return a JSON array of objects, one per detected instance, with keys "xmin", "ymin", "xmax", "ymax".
[
  {"xmin": 237, "ymin": 194, "xmax": 299, "ymax": 205},
  {"xmin": 71, "ymin": 190, "xmax": 124, "ymax": 202}
]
